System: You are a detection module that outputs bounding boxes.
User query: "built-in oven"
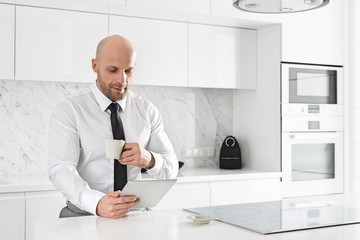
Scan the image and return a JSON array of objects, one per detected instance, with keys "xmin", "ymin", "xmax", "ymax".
[
  {"xmin": 281, "ymin": 63, "xmax": 343, "ymax": 116},
  {"xmin": 281, "ymin": 62, "xmax": 344, "ymax": 198},
  {"xmin": 282, "ymin": 131, "xmax": 343, "ymax": 198}
]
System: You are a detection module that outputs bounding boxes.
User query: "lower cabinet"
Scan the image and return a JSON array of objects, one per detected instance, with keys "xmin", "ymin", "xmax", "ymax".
[
  {"xmin": 210, "ymin": 178, "xmax": 282, "ymax": 206},
  {"xmin": 155, "ymin": 177, "xmax": 282, "ymax": 210},
  {"xmin": 155, "ymin": 182, "xmax": 211, "ymax": 210},
  {"xmin": 0, "ymin": 193, "xmax": 25, "ymax": 240},
  {"xmin": 25, "ymin": 191, "xmax": 66, "ymax": 240}
]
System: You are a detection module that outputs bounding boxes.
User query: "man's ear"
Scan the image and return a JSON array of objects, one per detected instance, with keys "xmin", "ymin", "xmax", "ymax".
[{"xmin": 91, "ymin": 58, "xmax": 98, "ymax": 73}]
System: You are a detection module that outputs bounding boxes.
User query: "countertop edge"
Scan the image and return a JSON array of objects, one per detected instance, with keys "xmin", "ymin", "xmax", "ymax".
[{"xmin": 0, "ymin": 168, "xmax": 282, "ymax": 193}]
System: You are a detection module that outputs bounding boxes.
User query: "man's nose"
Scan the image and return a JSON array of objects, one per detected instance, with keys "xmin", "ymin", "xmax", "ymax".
[{"xmin": 116, "ymin": 72, "xmax": 127, "ymax": 85}]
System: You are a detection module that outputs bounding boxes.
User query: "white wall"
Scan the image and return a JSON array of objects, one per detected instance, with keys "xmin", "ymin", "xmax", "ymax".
[{"xmin": 348, "ymin": 0, "xmax": 360, "ymax": 193}]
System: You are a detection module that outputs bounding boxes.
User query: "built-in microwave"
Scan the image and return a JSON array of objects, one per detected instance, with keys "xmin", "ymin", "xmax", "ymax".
[{"xmin": 281, "ymin": 63, "xmax": 343, "ymax": 116}]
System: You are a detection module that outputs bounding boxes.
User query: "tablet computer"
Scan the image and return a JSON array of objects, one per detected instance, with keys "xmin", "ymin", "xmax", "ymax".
[{"xmin": 120, "ymin": 179, "xmax": 177, "ymax": 208}]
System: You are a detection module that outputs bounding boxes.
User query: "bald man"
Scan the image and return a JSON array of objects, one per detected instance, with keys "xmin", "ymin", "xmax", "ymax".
[{"xmin": 48, "ymin": 35, "xmax": 178, "ymax": 219}]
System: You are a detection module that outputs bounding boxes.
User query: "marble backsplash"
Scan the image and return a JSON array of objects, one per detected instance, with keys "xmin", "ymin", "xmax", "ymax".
[{"xmin": 0, "ymin": 80, "xmax": 233, "ymax": 178}]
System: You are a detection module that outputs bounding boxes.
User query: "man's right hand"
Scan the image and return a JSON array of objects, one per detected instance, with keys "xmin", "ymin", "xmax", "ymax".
[{"xmin": 96, "ymin": 190, "xmax": 140, "ymax": 219}]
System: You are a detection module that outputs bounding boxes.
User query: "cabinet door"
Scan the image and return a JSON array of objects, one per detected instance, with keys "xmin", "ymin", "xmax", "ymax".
[
  {"xmin": 109, "ymin": 16, "xmax": 188, "ymax": 87},
  {"xmin": 281, "ymin": 0, "xmax": 344, "ymax": 65},
  {"xmin": 25, "ymin": 191, "xmax": 66, "ymax": 240},
  {"xmin": 210, "ymin": 179, "xmax": 281, "ymax": 206},
  {"xmin": 154, "ymin": 182, "xmax": 210, "ymax": 209},
  {"xmin": 15, "ymin": 0, "xmax": 109, "ymax": 13},
  {"xmin": 0, "ymin": 193, "xmax": 25, "ymax": 240},
  {"xmin": 189, "ymin": 24, "xmax": 256, "ymax": 89},
  {"xmin": 0, "ymin": 4, "xmax": 15, "ymax": 80},
  {"xmin": 15, "ymin": 6, "xmax": 108, "ymax": 82},
  {"xmin": 125, "ymin": 0, "xmax": 210, "ymax": 15}
]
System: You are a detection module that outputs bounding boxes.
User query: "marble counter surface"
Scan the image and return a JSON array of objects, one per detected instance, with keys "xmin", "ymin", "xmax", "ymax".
[
  {"xmin": 34, "ymin": 194, "xmax": 360, "ymax": 240},
  {"xmin": 0, "ymin": 168, "xmax": 282, "ymax": 193}
]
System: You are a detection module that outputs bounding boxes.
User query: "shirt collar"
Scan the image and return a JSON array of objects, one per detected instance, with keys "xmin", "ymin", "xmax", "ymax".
[{"xmin": 91, "ymin": 83, "xmax": 127, "ymax": 112}]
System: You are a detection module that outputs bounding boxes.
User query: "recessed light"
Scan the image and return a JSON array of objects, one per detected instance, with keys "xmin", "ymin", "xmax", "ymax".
[
  {"xmin": 279, "ymin": 7, "xmax": 293, "ymax": 12},
  {"xmin": 245, "ymin": 3, "xmax": 260, "ymax": 8}
]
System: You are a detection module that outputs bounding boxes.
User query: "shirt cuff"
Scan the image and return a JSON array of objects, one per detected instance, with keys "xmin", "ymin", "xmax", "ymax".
[
  {"xmin": 80, "ymin": 189, "xmax": 106, "ymax": 215},
  {"xmin": 146, "ymin": 152, "xmax": 164, "ymax": 175}
]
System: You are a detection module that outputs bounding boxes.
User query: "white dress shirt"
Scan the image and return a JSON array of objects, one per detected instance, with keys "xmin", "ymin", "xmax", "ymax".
[{"xmin": 48, "ymin": 84, "xmax": 178, "ymax": 215}]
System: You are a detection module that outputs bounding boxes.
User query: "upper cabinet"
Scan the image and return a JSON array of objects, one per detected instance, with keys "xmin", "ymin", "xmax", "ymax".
[
  {"xmin": 125, "ymin": 0, "xmax": 210, "ymax": 15},
  {"xmin": 0, "ymin": 4, "xmax": 15, "ymax": 80},
  {"xmin": 280, "ymin": 0, "xmax": 344, "ymax": 65},
  {"xmin": 15, "ymin": 0, "xmax": 109, "ymax": 14},
  {"xmin": 109, "ymin": 16, "xmax": 188, "ymax": 87},
  {"xmin": 211, "ymin": 0, "xmax": 344, "ymax": 66},
  {"xmin": 7, "ymin": 2, "xmax": 257, "ymax": 88},
  {"xmin": 189, "ymin": 24, "xmax": 256, "ymax": 89},
  {"xmin": 15, "ymin": 6, "xmax": 108, "ymax": 82}
]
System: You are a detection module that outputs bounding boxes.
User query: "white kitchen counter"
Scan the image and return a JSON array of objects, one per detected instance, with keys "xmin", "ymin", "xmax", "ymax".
[
  {"xmin": 34, "ymin": 194, "xmax": 360, "ymax": 240},
  {"xmin": 0, "ymin": 168, "xmax": 281, "ymax": 193},
  {"xmin": 0, "ymin": 174, "xmax": 56, "ymax": 193}
]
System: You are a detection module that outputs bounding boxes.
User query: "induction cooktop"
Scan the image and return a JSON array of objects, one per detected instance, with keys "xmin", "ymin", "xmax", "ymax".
[{"xmin": 185, "ymin": 200, "xmax": 360, "ymax": 234}]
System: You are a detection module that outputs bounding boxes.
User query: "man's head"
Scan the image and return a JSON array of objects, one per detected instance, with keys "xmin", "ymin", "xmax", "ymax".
[{"xmin": 92, "ymin": 35, "xmax": 137, "ymax": 102}]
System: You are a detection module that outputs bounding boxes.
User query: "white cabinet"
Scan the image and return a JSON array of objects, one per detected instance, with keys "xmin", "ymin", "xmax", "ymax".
[
  {"xmin": 211, "ymin": 0, "xmax": 344, "ymax": 66},
  {"xmin": 155, "ymin": 182, "xmax": 210, "ymax": 210},
  {"xmin": 125, "ymin": 0, "xmax": 210, "ymax": 15},
  {"xmin": 210, "ymin": 178, "xmax": 282, "ymax": 206},
  {"xmin": 0, "ymin": 0, "xmax": 15, "ymax": 3},
  {"xmin": 154, "ymin": 176, "xmax": 282, "ymax": 209},
  {"xmin": 15, "ymin": 6, "xmax": 108, "ymax": 82},
  {"xmin": 281, "ymin": 0, "xmax": 344, "ymax": 65},
  {"xmin": 25, "ymin": 191, "xmax": 66, "ymax": 240},
  {"xmin": 109, "ymin": 16, "xmax": 188, "ymax": 87},
  {"xmin": 0, "ymin": 4, "xmax": 15, "ymax": 80},
  {"xmin": 189, "ymin": 24, "xmax": 256, "ymax": 89},
  {"xmin": 15, "ymin": 0, "xmax": 109, "ymax": 13},
  {"xmin": 0, "ymin": 193, "xmax": 25, "ymax": 240}
]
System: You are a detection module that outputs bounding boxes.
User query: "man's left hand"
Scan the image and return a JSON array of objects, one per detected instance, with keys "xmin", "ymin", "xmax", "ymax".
[{"xmin": 119, "ymin": 143, "xmax": 155, "ymax": 169}]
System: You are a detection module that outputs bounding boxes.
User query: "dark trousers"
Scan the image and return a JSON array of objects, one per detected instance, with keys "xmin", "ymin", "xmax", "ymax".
[{"xmin": 59, "ymin": 201, "xmax": 93, "ymax": 218}]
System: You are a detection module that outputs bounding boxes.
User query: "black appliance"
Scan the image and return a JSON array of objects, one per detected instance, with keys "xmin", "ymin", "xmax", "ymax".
[{"xmin": 220, "ymin": 136, "xmax": 241, "ymax": 169}]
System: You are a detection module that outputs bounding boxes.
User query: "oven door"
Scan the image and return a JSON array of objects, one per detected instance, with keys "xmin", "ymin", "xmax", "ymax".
[
  {"xmin": 282, "ymin": 132, "xmax": 343, "ymax": 197},
  {"xmin": 282, "ymin": 63, "xmax": 343, "ymax": 105}
]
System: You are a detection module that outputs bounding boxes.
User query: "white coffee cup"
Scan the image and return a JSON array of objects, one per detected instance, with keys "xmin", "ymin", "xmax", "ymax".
[{"xmin": 105, "ymin": 139, "xmax": 126, "ymax": 159}]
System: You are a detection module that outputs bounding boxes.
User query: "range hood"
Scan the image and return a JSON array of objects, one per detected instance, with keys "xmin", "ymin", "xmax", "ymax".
[{"xmin": 233, "ymin": 0, "xmax": 329, "ymax": 14}]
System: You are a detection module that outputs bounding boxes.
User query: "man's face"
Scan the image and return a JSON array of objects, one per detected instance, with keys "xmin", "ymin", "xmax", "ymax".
[{"xmin": 92, "ymin": 42, "xmax": 136, "ymax": 102}]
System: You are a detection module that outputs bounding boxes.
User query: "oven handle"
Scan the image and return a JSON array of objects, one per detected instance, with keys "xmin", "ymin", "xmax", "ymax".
[{"xmin": 287, "ymin": 132, "xmax": 342, "ymax": 140}]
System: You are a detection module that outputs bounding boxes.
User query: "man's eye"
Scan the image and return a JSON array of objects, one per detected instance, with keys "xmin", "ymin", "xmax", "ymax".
[
  {"xmin": 109, "ymin": 69, "xmax": 117, "ymax": 73},
  {"xmin": 125, "ymin": 69, "xmax": 134, "ymax": 75}
]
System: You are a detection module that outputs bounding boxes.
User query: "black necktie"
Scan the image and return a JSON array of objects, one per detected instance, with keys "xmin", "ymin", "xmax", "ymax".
[{"xmin": 108, "ymin": 102, "xmax": 127, "ymax": 191}]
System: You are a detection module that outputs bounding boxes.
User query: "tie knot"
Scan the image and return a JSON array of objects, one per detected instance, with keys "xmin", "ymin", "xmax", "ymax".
[{"xmin": 108, "ymin": 102, "xmax": 120, "ymax": 113}]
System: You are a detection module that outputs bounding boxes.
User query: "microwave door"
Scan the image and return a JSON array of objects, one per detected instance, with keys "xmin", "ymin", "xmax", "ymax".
[
  {"xmin": 281, "ymin": 63, "xmax": 344, "ymax": 105},
  {"xmin": 289, "ymin": 68, "xmax": 337, "ymax": 104}
]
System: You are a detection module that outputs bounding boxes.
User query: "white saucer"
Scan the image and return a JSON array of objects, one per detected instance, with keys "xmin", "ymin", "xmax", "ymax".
[{"xmin": 187, "ymin": 215, "xmax": 218, "ymax": 224}]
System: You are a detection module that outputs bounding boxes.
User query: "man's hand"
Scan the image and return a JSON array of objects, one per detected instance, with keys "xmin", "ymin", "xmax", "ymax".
[
  {"xmin": 120, "ymin": 143, "xmax": 155, "ymax": 169},
  {"xmin": 96, "ymin": 191, "xmax": 140, "ymax": 219}
]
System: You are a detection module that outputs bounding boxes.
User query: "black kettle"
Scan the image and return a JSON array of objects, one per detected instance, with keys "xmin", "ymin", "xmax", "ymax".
[{"xmin": 219, "ymin": 136, "xmax": 242, "ymax": 169}]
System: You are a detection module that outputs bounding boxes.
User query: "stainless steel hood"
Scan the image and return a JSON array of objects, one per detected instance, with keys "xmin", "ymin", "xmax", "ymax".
[{"xmin": 233, "ymin": 0, "xmax": 329, "ymax": 14}]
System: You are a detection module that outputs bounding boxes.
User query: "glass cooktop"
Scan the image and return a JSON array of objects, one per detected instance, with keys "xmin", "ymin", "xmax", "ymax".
[{"xmin": 185, "ymin": 200, "xmax": 360, "ymax": 234}]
